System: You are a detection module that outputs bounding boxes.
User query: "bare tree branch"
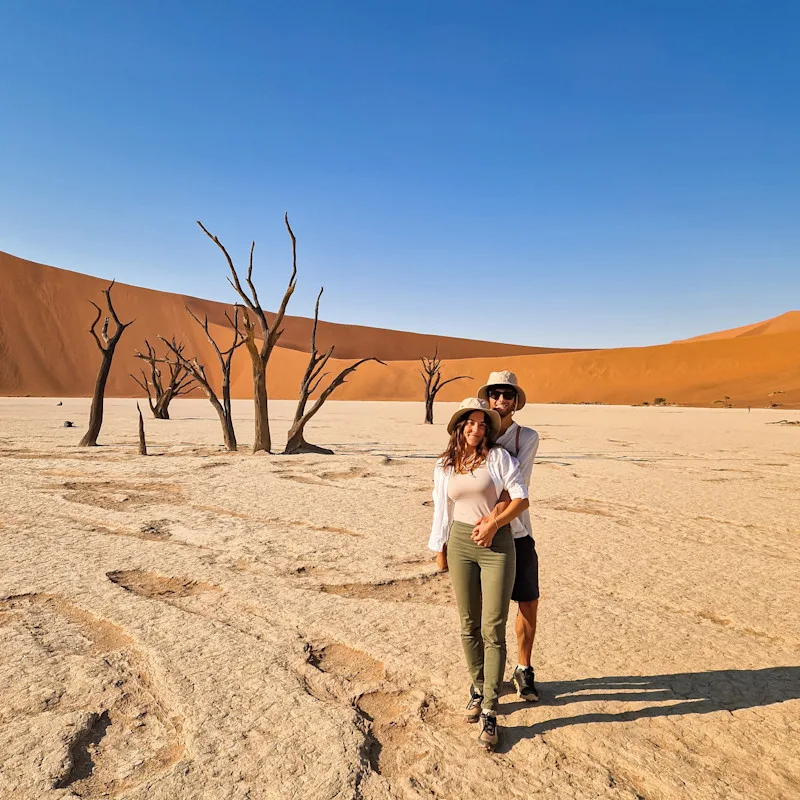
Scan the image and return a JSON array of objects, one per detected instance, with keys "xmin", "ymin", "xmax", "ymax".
[
  {"xmin": 196, "ymin": 216, "xmax": 299, "ymax": 452},
  {"xmin": 196, "ymin": 221, "xmax": 255, "ymax": 311},
  {"xmin": 133, "ymin": 337, "xmax": 195, "ymax": 419},
  {"xmin": 156, "ymin": 307, "xmax": 242, "ymax": 449},
  {"xmin": 419, "ymin": 346, "xmax": 471, "ymax": 424},
  {"xmin": 265, "ymin": 213, "xmax": 299, "ymax": 354},
  {"xmin": 438, "ymin": 375, "xmax": 471, "ymax": 390},
  {"xmin": 284, "ymin": 285, "xmax": 385, "ymax": 454},
  {"xmin": 88, "ymin": 302, "xmax": 104, "ymax": 351},
  {"xmin": 130, "ymin": 371, "xmax": 150, "ymax": 395}
]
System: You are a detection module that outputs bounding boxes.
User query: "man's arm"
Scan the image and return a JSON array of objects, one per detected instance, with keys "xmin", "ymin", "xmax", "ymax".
[
  {"xmin": 515, "ymin": 429, "xmax": 539, "ymax": 486},
  {"xmin": 489, "ymin": 490, "xmax": 511, "ymax": 521},
  {"xmin": 472, "ymin": 497, "xmax": 529, "ymax": 547},
  {"xmin": 481, "ymin": 429, "xmax": 539, "ymax": 524}
]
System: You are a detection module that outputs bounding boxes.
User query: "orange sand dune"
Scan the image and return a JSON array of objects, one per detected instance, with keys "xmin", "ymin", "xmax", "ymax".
[
  {"xmin": 673, "ymin": 311, "xmax": 800, "ymax": 343},
  {"xmin": 252, "ymin": 330, "xmax": 800, "ymax": 409},
  {"xmin": 0, "ymin": 251, "xmax": 570, "ymax": 398},
  {"xmin": 1, "ymin": 251, "xmax": 798, "ymax": 408}
]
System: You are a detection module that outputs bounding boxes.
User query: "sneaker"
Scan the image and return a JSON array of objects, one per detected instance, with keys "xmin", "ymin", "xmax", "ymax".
[
  {"xmin": 512, "ymin": 666, "xmax": 539, "ymax": 702},
  {"xmin": 464, "ymin": 686, "xmax": 483, "ymax": 724},
  {"xmin": 477, "ymin": 712, "xmax": 499, "ymax": 750}
]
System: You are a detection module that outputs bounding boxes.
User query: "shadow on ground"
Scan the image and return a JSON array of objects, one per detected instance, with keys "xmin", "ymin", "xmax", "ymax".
[{"xmin": 500, "ymin": 666, "xmax": 800, "ymax": 752}]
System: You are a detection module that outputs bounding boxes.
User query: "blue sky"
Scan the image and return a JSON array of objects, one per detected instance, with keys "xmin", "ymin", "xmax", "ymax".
[{"xmin": 2, "ymin": 1, "xmax": 798, "ymax": 348}]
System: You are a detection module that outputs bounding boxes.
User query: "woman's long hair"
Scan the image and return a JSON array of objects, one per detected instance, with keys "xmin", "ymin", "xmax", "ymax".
[{"xmin": 440, "ymin": 412, "xmax": 494, "ymax": 473}]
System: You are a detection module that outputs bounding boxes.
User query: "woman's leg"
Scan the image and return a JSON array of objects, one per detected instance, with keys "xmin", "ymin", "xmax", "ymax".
[
  {"xmin": 477, "ymin": 526, "xmax": 516, "ymax": 713},
  {"xmin": 447, "ymin": 522, "xmax": 485, "ymax": 695}
]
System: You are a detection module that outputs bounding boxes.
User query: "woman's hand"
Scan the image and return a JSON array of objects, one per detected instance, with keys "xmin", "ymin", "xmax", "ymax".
[
  {"xmin": 474, "ymin": 492, "xmax": 510, "ymax": 542},
  {"xmin": 472, "ymin": 518, "xmax": 498, "ymax": 548},
  {"xmin": 436, "ymin": 544, "xmax": 448, "ymax": 572}
]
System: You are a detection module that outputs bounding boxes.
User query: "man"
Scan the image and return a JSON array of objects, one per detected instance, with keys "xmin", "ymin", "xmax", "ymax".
[{"xmin": 478, "ymin": 371, "xmax": 541, "ymax": 702}]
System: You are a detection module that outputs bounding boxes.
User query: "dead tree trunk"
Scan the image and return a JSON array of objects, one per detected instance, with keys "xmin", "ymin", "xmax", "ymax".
[
  {"xmin": 284, "ymin": 287, "xmax": 385, "ymax": 455},
  {"xmin": 131, "ymin": 339, "xmax": 195, "ymax": 419},
  {"xmin": 197, "ymin": 214, "xmax": 298, "ymax": 453},
  {"xmin": 136, "ymin": 402, "xmax": 147, "ymax": 455},
  {"xmin": 419, "ymin": 347, "xmax": 470, "ymax": 424},
  {"xmin": 79, "ymin": 281, "xmax": 134, "ymax": 446},
  {"xmin": 159, "ymin": 307, "xmax": 243, "ymax": 451}
]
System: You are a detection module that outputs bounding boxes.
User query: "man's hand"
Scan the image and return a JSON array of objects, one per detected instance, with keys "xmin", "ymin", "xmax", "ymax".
[
  {"xmin": 472, "ymin": 518, "xmax": 498, "ymax": 548},
  {"xmin": 436, "ymin": 545, "xmax": 448, "ymax": 572}
]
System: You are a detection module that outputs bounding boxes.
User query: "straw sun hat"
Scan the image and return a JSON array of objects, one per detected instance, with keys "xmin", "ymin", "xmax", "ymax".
[
  {"xmin": 477, "ymin": 370, "xmax": 527, "ymax": 410},
  {"xmin": 446, "ymin": 398, "xmax": 502, "ymax": 439}
]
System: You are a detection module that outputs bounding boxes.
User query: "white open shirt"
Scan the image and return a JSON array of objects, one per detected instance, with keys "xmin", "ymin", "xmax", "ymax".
[
  {"xmin": 428, "ymin": 446, "xmax": 528, "ymax": 552},
  {"xmin": 495, "ymin": 422, "xmax": 539, "ymax": 540}
]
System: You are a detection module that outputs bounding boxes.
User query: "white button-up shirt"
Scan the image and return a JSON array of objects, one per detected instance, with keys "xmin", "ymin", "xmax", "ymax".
[
  {"xmin": 495, "ymin": 422, "xmax": 539, "ymax": 539},
  {"xmin": 428, "ymin": 446, "xmax": 528, "ymax": 552}
]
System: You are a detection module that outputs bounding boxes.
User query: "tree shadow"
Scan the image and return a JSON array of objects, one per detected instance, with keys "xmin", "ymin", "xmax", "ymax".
[{"xmin": 498, "ymin": 667, "xmax": 800, "ymax": 752}]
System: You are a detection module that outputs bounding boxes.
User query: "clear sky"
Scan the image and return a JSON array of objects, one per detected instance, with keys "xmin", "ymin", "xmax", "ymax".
[{"xmin": 2, "ymin": 1, "xmax": 798, "ymax": 348}]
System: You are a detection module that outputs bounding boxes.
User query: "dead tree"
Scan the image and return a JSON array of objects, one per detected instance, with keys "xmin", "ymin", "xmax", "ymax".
[
  {"xmin": 197, "ymin": 214, "xmax": 298, "ymax": 453},
  {"xmin": 159, "ymin": 307, "xmax": 244, "ymax": 451},
  {"xmin": 79, "ymin": 281, "xmax": 134, "ymax": 446},
  {"xmin": 284, "ymin": 288, "xmax": 385, "ymax": 455},
  {"xmin": 136, "ymin": 402, "xmax": 147, "ymax": 455},
  {"xmin": 131, "ymin": 339, "xmax": 195, "ymax": 419},
  {"xmin": 419, "ymin": 347, "xmax": 470, "ymax": 424}
]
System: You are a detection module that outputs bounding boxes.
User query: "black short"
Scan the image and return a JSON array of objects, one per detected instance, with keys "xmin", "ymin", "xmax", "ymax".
[{"xmin": 511, "ymin": 536, "xmax": 540, "ymax": 602}]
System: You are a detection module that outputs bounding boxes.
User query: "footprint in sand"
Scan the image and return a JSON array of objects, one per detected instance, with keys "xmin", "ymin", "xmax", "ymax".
[
  {"xmin": 317, "ymin": 467, "xmax": 376, "ymax": 482},
  {"xmin": 302, "ymin": 641, "xmax": 435, "ymax": 779},
  {"xmin": 355, "ymin": 689, "xmax": 431, "ymax": 777},
  {"xmin": 307, "ymin": 642, "xmax": 386, "ymax": 683},
  {"xmin": 320, "ymin": 573, "xmax": 453, "ymax": 606},
  {"xmin": 106, "ymin": 570, "xmax": 220, "ymax": 599},
  {"xmin": 548, "ymin": 503, "xmax": 616, "ymax": 518},
  {"xmin": 272, "ymin": 465, "xmax": 377, "ymax": 487},
  {"xmin": 52, "ymin": 480, "xmax": 184, "ymax": 512}
]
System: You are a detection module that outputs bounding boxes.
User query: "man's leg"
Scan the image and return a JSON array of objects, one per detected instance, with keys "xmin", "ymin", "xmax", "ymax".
[
  {"xmin": 510, "ymin": 536, "xmax": 540, "ymax": 700},
  {"xmin": 516, "ymin": 599, "xmax": 538, "ymax": 665}
]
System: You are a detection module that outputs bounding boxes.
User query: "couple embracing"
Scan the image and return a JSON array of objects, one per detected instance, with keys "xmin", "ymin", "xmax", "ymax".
[{"xmin": 428, "ymin": 371, "xmax": 540, "ymax": 751}]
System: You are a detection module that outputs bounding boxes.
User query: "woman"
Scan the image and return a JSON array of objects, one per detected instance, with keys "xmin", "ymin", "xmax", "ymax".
[{"xmin": 429, "ymin": 397, "xmax": 529, "ymax": 751}]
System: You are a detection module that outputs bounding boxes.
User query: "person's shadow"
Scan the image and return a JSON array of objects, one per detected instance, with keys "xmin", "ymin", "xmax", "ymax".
[{"xmin": 498, "ymin": 667, "xmax": 800, "ymax": 752}]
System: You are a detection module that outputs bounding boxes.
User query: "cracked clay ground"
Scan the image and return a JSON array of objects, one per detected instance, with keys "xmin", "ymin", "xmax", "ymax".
[{"xmin": 1, "ymin": 398, "xmax": 798, "ymax": 799}]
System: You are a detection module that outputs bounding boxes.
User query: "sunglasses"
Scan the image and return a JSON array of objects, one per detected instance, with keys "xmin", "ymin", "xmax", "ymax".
[{"xmin": 488, "ymin": 388, "xmax": 517, "ymax": 401}]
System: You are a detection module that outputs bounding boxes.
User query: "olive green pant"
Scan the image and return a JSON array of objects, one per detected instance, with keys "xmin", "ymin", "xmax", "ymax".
[{"xmin": 447, "ymin": 520, "xmax": 516, "ymax": 712}]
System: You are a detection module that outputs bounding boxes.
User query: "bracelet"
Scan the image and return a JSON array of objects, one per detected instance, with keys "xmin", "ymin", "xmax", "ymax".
[{"xmin": 493, "ymin": 517, "xmax": 499, "ymax": 532}]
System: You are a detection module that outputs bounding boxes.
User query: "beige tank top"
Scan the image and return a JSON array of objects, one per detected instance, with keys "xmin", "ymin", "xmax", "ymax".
[{"xmin": 448, "ymin": 464, "xmax": 498, "ymax": 525}]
